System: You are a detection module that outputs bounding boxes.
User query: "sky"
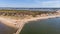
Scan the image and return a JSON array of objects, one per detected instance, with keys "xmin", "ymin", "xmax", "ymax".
[{"xmin": 0, "ymin": 0, "xmax": 60, "ymax": 8}]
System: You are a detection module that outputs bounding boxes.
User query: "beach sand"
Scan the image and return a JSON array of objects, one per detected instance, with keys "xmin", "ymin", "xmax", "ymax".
[
  {"xmin": 15, "ymin": 15, "xmax": 60, "ymax": 34},
  {"xmin": 0, "ymin": 15, "xmax": 60, "ymax": 34}
]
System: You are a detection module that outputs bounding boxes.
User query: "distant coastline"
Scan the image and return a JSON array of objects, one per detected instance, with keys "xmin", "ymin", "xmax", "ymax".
[{"xmin": 0, "ymin": 7, "xmax": 59, "ymax": 11}]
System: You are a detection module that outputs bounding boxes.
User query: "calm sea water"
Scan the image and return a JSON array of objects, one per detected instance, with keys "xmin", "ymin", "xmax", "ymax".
[
  {"xmin": 20, "ymin": 17, "xmax": 60, "ymax": 34},
  {"xmin": 0, "ymin": 21, "xmax": 17, "ymax": 34}
]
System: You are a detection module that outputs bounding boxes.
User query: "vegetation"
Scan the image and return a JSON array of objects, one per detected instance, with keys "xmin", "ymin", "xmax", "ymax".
[{"xmin": 0, "ymin": 10, "xmax": 57, "ymax": 19}]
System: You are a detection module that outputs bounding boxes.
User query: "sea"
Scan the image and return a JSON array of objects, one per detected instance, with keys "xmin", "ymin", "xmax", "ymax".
[
  {"xmin": 0, "ymin": 21, "xmax": 17, "ymax": 34},
  {"xmin": 0, "ymin": 7, "xmax": 60, "ymax": 34},
  {"xmin": 20, "ymin": 17, "xmax": 60, "ymax": 34},
  {"xmin": 0, "ymin": 7, "xmax": 60, "ymax": 11}
]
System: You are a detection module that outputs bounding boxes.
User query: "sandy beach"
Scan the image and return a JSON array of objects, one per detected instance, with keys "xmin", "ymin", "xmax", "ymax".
[
  {"xmin": 0, "ymin": 17, "xmax": 18, "ymax": 34},
  {"xmin": 15, "ymin": 15, "xmax": 60, "ymax": 34},
  {"xmin": 0, "ymin": 15, "xmax": 60, "ymax": 34}
]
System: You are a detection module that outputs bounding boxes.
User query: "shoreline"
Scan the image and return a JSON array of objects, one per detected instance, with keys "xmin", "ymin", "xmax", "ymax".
[
  {"xmin": 15, "ymin": 15, "xmax": 60, "ymax": 34},
  {"xmin": 0, "ymin": 15, "xmax": 60, "ymax": 34},
  {"xmin": 22, "ymin": 15, "xmax": 60, "ymax": 23},
  {"xmin": 1, "ymin": 15, "xmax": 60, "ymax": 25}
]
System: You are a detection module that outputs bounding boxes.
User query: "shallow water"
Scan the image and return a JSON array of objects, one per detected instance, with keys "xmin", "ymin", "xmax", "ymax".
[
  {"xmin": 0, "ymin": 21, "xmax": 17, "ymax": 34},
  {"xmin": 20, "ymin": 17, "xmax": 60, "ymax": 34}
]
